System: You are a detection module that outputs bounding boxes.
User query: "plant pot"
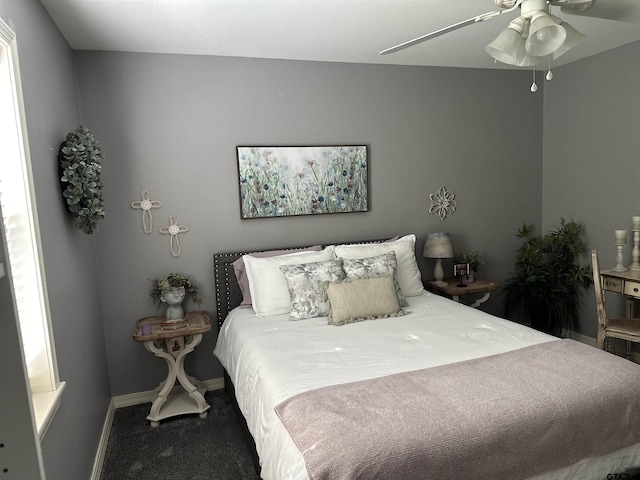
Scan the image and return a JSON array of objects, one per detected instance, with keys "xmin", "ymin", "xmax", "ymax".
[
  {"xmin": 161, "ymin": 286, "xmax": 186, "ymax": 321},
  {"xmin": 529, "ymin": 305, "xmax": 553, "ymax": 334},
  {"xmin": 461, "ymin": 273, "xmax": 475, "ymax": 284}
]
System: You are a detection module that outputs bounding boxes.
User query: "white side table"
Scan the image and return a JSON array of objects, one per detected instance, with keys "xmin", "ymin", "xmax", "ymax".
[{"xmin": 133, "ymin": 310, "xmax": 212, "ymax": 427}]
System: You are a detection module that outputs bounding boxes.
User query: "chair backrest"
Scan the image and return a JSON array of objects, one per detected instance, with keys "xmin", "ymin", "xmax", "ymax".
[{"xmin": 591, "ymin": 249, "xmax": 608, "ymax": 327}]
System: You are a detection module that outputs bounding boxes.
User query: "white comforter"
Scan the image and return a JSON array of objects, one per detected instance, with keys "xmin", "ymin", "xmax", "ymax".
[{"xmin": 213, "ymin": 291, "xmax": 640, "ymax": 480}]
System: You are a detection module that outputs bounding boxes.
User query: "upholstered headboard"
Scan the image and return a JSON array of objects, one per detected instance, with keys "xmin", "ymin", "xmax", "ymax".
[
  {"xmin": 213, "ymin": 250, "xmax": 249, "ymax": 330},
  {"xmin": 213, "ymin": 239, "xmax": 389, "ymax": 330}
]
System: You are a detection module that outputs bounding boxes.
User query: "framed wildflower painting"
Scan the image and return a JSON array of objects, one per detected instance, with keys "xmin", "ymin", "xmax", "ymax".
[{"xmin": 236, "ymin": 145, "xmax": 368, "ymax": 219}]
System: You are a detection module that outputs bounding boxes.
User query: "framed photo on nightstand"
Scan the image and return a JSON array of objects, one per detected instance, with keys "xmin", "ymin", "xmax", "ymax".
[
  {"xmin": 454, "ymin": 263, "xmax": 469, "ymax": 277},
  {"xmin": 454, "ymin": 263, "xmax": 470, "ymax": 287}
]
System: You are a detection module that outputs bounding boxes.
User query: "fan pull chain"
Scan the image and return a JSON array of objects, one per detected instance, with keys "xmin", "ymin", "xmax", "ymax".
[
  {"xmin": 545, "ymin": 5, "xmax": 554, "ymax": 81},
  {"xmin": 531, "ymin": 68, "xmax": 538, "ymax": 93}
]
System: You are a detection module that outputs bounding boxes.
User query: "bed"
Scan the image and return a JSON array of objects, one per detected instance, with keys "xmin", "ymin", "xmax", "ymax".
[{"xmin": 213, "ymin": 234, "xmax": 640, "ymax": 480}]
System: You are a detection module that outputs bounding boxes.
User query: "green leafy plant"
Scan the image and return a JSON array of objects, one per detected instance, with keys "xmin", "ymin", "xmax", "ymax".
[
  {"xmin": 455, "ymin": 251, "xmax": 484, "ymax": 273},
  {"xmin": 58, "ymin": 125, "xmax": 105, "ymax": 234},
  {"xmin": 503, "ymin": 219, "xmax": 593, "ymax": 336},
  {"xmin": 149, "ymin": 273, "xmax": 201, "ymax": 307}
]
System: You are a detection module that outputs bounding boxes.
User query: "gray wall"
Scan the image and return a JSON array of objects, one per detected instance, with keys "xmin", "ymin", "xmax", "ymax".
[
  {"xmin": 543, "ymin": 40, "xmax": 640, "ymax": 337},
  {"xmin": 7, "ymin": 0, "xmax": 639, "ymax": 475},
  {"xmin": 73, "ymin": 51, "xmax": 543, "ymax": 395},
  {"xmin": 0, "ymin": 1, "xmax": 110, "ymax": 479}
]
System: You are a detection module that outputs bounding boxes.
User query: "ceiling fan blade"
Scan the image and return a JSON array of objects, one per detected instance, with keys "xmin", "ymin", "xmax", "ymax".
[
  {"xmin": 559, "ymin": 0, "xmax": 640, "ymax": 22},
  {"xmin": 379, "ymin": 3, "xmax": 521, "ymax": 56},
  {"xmin": 379, "ymin": 14, "xmax": 495, "ymax": 55}
]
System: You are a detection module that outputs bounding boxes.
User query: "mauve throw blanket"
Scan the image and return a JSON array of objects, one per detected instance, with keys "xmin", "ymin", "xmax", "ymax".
[{"xmin": 275, "ymin": 339, "xmax": 640, "ymax": 480}]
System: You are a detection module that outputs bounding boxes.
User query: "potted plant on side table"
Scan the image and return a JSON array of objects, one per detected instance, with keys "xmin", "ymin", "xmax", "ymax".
[
  {"xmin": 150, "ymin": 273, "xmax": 201, "ymax": 328},
  {"xmin": 455, "ymin": 251, "xmax": 484, "ymax": 284}
]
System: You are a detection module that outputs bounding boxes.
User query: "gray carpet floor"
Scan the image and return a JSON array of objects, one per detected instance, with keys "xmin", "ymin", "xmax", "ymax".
[
  {"xmin": 100, "ymin": 389, "xmax": 260, "ymax": 480},
  {"xmin": 99, "ymin": 377, "xmax": 640, "ymax": 480}
]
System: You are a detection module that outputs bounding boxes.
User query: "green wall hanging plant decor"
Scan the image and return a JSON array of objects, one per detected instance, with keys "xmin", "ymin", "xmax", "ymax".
[{"xmin": 58, "ymin": 125, "xmax": 105, "ymax": 234}]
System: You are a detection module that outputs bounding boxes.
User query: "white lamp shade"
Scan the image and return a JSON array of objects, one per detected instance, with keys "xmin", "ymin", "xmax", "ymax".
[
  {"xmin": 423, "ymin": 233, "xmax": 453, "ymax": 259},
  {"xmin": 486, "ymin": 32, "xmax": 542, "ymax": 67},
  {"xmin": 486, "ymin": 17, "xmax": 542, "ymax": 67},
  {"xmin": 525, "ymin": 11, "xmax": 567, "ymax": 57},
  {"xmin": 551, "ymin": 21, "xmax": 586, "ymax": 60}
]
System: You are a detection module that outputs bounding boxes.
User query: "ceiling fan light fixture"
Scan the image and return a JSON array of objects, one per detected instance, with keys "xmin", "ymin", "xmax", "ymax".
[
  {"xmin": 525, "ymin": 10, "xmax": 567, "ymax": 56},
  {"xmin": 551, "ymin": 20, "xmax": 586, "ymax": 59},
  {"xmin": 485, "ymin": 16, "xmax": 541, "ymax": 67},
  {"xmin": 485, "ymin": 27, "xmax": 522, "ymax": 65}
]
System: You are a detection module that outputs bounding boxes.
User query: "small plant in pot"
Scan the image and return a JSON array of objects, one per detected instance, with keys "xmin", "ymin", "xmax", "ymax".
[
  {"xmin": 150, "ymin": 273, "xmax": 201, "ymax": 322},
  {"xmin": 455, "ymin": 251, "xmax": 484, "ymax": 283},
  {"xmin": 502, "ymin": 219, "xmax": 593, "ymax": 337}
]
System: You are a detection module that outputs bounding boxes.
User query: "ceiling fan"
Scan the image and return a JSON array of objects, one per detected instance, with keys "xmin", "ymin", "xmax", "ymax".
[{"xmin": 380, "ymin": 0, "xmax": 639, "ymax": 88}]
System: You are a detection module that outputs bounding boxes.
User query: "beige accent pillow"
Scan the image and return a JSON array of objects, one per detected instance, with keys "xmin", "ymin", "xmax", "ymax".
[{"xmin": 327, "ymin": 275, "xmax": 404, "ymax": 326}]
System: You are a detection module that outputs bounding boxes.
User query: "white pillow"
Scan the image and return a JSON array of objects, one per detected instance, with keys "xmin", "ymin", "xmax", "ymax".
[
  {"xmin": 243, "ymin": 246, "xmax": 335, "ymax": 316},
  {"xmin": 334, "ymin": 234, "xmax": 423, "ymax": 297}
]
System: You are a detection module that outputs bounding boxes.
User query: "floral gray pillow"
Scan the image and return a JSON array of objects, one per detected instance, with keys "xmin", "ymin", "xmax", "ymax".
[
  {"xmin": 280, "ymin": 258, "xmax": 345, "ymax": 320},
  {"xmin": 342, "ymin": 252, "xmax": 408, "ymax": 307}
]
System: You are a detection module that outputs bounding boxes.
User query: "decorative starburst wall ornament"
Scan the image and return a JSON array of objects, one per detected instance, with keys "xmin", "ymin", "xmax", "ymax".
[
  {"xmin": 131, "ymin": 190, "xmax": 162, "ymax": 233},
  {"xmin": 159, "ymin": 215, "xmax": 189, "ymax": 257},
  {"xmin": 429, "ymin": 186, "xmax": 456, "ymax": 221}
]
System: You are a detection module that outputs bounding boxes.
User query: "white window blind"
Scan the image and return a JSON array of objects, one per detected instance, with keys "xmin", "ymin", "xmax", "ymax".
[{"xmin": 0, "ymin": 18, "xmax": 63, "ymax": 434}]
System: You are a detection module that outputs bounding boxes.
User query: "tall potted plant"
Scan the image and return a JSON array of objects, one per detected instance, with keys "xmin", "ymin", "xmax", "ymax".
[{"xmin": 503, "ymin": 219, "xmax": 593, "ymax": 336}]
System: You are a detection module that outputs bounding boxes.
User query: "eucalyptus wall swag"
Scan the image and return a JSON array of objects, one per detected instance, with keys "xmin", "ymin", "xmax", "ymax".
[{"xmin": 58, "ymin": 125, "xmax": 105, "ymax": 234}]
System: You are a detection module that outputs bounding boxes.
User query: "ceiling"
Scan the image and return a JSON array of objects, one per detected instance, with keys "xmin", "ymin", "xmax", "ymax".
[{"xmin": 39, "ymin": 0, "xmax": 640, "ymax": 70}]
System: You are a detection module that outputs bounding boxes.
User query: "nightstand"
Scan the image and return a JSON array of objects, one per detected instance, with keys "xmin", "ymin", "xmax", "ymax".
[
  {"xmin": 427, "ymin": 278, "xmax": 500, "ymax": 308},
  {"xmin": 133, "ymin": 310, "xmax": 212, "ymax": 427}
]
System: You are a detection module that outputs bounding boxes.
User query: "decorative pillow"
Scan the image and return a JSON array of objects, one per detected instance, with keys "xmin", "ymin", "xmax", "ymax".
[
  {"xmin": 334, "ymin": 234, "xmax": 424, "ymax": 297},
  {"xmin": 232, "ymin": 246, "xmax": 322, "ymax": 308},
  {"xmin": 243, "ymin": 246, "xmax": 335, "ymax": 317},
  {"xmin": 280, "ymin": 258, "xmax": 345, "ymax": 320},
  {"xmin": 342, "ymin": 252, "xmax": 408, "ymax": 307},
  {"xmin": 326, "ymin": 275, "xmax": 405, "ymax": 326}
]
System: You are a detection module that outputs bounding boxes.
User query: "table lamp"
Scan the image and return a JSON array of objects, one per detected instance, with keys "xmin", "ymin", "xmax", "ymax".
[{"xmin": 423, "ymin": 232, "xmax": 453, "ymax": 287}]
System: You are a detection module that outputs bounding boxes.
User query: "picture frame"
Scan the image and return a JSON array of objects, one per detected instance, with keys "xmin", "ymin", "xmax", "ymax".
[
  {"xmin": 236, "ymin": 145, "xmax": 368, "ymax": 219},
  {"xmin": 454, "ymin": 263, "xmax": 470, "ymax": 287},
  {"xmin": 454, "ymin": 263, "xmax": 470, "ymax": 277}
]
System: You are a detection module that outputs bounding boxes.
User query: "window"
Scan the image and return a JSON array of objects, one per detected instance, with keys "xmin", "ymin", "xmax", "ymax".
[{"xmin": 0, "ymin": 18, "xmax": 64, "ymax": 439}]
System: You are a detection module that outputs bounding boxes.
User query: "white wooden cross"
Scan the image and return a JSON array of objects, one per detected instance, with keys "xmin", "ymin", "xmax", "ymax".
[
  {"xmin": 131, "ymin": 190, "xmax": 162, "ymax": 233},
  {"xmin": 159, "ymin": 215, "xmax": 189, "ymax": 257}
]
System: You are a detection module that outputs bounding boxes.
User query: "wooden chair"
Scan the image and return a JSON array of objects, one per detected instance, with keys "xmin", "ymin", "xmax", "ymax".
[{"xmin": 592, "ymin": 249, "xmax": 640, "ymax": 355}]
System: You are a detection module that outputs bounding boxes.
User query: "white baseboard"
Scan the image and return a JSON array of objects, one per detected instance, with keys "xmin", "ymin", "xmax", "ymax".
[
  {"xmin": 91, "ymin": 377, "xmax": 224, "ymax": 479},
  {"xmin": 570, "ymin": 331, "xmax": 596, "ymax": 347},
  {"xmin": 90, "ymin": 398, "xmax": 114, "ymax": 480},
  {"xmin": 570, "ymin": 331, "xmax": 640, "ymax": 363}
]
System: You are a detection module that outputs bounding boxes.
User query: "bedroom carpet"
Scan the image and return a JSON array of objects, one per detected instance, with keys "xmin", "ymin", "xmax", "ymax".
[
  {"xmin": 99, "ymin": 378, "xmax": 640, "ymax": 480},
  {"xmin": 99, "ymin": 389, "xmax": 259, "ymax": 480}
]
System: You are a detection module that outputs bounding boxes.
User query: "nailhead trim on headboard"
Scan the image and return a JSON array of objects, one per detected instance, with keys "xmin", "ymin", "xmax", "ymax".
[{"xmin": 213, "ymin": 251, "xmax": 249, "ymax": 330}]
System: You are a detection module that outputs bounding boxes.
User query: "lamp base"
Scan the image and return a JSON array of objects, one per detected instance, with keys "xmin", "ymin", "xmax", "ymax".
[{"xmin": 432, "ymin": 259, "xmax": 447, "ymax": 287}]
